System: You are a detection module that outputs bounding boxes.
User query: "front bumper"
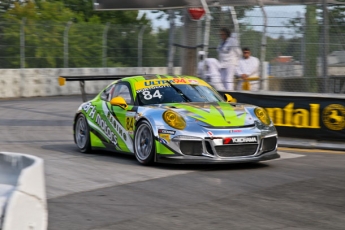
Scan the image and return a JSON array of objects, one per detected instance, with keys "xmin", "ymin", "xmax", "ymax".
[
  {"xmin": 156, "ymin": 150, "xmax": 280, "ymax": 164},
  {"xmin": 155, "ymin": 133, "xmax": 279, "ymax": 164}
]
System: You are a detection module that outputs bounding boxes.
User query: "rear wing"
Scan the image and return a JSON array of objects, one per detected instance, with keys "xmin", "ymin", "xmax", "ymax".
[{"xmin": 58, "ymin": 74, "xmax": 140, "ymax": 102}]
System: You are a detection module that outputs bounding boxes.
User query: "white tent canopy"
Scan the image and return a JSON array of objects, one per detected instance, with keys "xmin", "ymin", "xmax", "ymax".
[{"xmin": 93, "ymin": 0, "xmax": 345, "ymax": 10}]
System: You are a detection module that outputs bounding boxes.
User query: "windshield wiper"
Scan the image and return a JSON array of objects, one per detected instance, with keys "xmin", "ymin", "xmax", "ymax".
[{"xmin": 166, "ymin": 81, "xmax": 192, "ymax": 102}]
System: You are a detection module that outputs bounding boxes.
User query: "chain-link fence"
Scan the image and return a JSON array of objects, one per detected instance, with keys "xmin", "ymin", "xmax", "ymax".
[
  {"xmin": 0, "ymin": 21, "xmax": 170, "ymax": 69},
  {"xmin": 1, "ymin": 5, "xmax": 345, "ymax": 93},
  {"xmin": 172, "ymin": 5, "xmax": 345, "ymax": 93}
]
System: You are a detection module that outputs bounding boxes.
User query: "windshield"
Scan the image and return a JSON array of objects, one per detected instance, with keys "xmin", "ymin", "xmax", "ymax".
[{"xmin": 137, "ymin": 84, "xmax": 224, "ymax": 105}]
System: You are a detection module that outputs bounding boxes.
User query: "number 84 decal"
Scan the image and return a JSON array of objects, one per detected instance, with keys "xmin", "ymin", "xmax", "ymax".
[
  {"xmin": 125, "ymin": 116, "xmax": 135, "ymax": 131},
  {"xmin": 143, "ymin": 90, "xmax": 162, "ymax": 100}
]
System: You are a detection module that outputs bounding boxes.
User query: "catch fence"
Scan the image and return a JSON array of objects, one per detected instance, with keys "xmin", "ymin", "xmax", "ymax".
[{"xmin": 0, "ymin": 4, "xmax": 344, "ymax": 93}]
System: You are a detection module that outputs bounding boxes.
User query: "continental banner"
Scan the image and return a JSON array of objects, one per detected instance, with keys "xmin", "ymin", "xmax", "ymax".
[{"xmin": 220, "ymin": 92, "xmax": 345, "ymax": 141}]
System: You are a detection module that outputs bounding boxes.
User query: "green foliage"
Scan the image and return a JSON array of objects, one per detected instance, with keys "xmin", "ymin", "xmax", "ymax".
[
  {"xmin": 3, "ymin": 1, "xmax": 88, "ymax": 68},
  {"xmin": 0, "ymin": 0, "xmax": 159, "ymax": 68},
  {"xmin": 51, "ymin": 0, "xmax": 148, "ymax": 24}
]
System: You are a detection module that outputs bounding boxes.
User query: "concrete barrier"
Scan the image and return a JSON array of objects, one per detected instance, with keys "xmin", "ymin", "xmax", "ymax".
[
  {"xmin": 0, "ymin": 152, "xmax": 47, "ymax": 230},
  {"xmin": 0, "ymin": 67, "xmax": 182, "ymax": 99}
]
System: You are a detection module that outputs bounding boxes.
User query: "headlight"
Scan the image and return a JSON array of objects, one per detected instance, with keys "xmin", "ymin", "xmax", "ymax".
[
  {"xmin": 254, "ymin": 107, "xmax": 271, "ymax": 125},
  {"xmin": 163, "ymin": 110, "xmax": 186, "ymax": 130}
]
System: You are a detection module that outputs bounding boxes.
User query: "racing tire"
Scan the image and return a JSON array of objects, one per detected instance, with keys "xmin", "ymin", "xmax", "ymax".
[
  {"xmin": 75, "ymin": 114, "xmax": 92, "ymax": 153},
  {"xmin": 134, "ymin": 120, "xmax": 155, "ymax": 165}
]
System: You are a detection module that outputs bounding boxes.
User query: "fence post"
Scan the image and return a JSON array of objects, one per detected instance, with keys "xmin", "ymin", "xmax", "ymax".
[
  {"xmin": 167, "ymin": 10, "xmax": 175, "ymax": 75},
  {"xmin": 64, "ymin": 21, "xmax": 72, "ymax": 68},
  {"xmin": 102, "ymin": 22, "xmax": 110, "ymax": 67},
  {"xmin": 138, "ymin": 25, "xmax": 146, "ymax": 67},
  {"xmin": 257, "ymin": 0, "xmax": 267, "ymax": 91},
  {"xmin": 322, "ymin": 0, "xmax": 329, "ymax": 93},
  {"xmin": 20, "ymin": 18, "xmax": 26, "ymax": 69},
  {"xmin": 262, "ymin": 61, "xmax": 269, "ymax": 91},
  {"xmin": 201, "ymin": 0, "xmax": 211, "ymax": 64}
]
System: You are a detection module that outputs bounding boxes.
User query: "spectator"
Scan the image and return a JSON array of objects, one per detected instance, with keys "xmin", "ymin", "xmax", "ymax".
[
  {"xmin": 235, "ymin": 47, "xmax": 260, "ymax": 91},
  {"xmin": 217, "ymin": 27, "xmax": 241, "ymax": 91},
  {"xmin": 197, "ymin": 51, "xmax": 223, "ymax": 91}
]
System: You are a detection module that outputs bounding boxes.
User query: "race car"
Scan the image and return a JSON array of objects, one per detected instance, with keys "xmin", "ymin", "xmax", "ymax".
[{"xmin": 62, "ymin": 74, "xmax": 279, "ymax": 165}]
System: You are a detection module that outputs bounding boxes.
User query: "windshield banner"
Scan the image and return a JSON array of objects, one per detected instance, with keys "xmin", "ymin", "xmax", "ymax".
[{"xmin": 135, "ymin": 78, "xmax": 208, "ymax": 91}]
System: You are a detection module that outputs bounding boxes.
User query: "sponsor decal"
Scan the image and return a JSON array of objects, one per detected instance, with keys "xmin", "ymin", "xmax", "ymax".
[
  {"xmin": 159, "ymin": 133, "xmax": 171, "ymax": 143},
  {"xmin": 223, "ymin": 137, "xmax": 232, "ymax": 145},
  {"xmin": 158, "ymin": 129, "xmax": 176, "ymax": 135},
  {"xmin": 105, "ymin": 112, "xmax": 127, "ymax": 142},
  {"xmin": 223, "ymin": 136, "xmax": 258, "ymax": 145},
  {"xmin": 82, "ymin": 102, "xmax": 97, "ymax": 119},
  {"xmin": 322, "ymin": 104, "xmax": 345, "ymax": 131},
  {"xmin": 229, "ymin": 129, "xmax": 242, "ymax": 133},
  {"xmin": 136, "ymin": 84, "xmax": 170, "ymax": 93},
  {"xmin": 207, "ymin": 131, "xmax": 213, "ymax": 137},
  {"xmin": 265, "ymin": 103, "xmax": 320, "ymax": 129},
  {"xmin": 135, "ymin": 78, "xmax": 208, "ymax": 92},
  {"xmin": 232, "ymin": 137, "xmax": 257, "ymax": 143},
  {"xmin": 95, "ymin": 113, "xmax": 118, "ymax": 146},
  {"xmin": 82, "ymin": 102, "xmax": 119, "ymax": 146},
  {"xmin": 125, "ymin": 116, "xmax": 135, "ymax": 131},
  {"xmin": 229, "ymin": 92, "xmax": 345, "ymax": 139},
  {"xmin": 158, "ymin": 137, "xmax": 168, "ymax": 145},
  {"xmin": 81, "ymin": 102, "xmax": 134, "ymax": 152},
  {"xmin": 188, "ymin": 79, "xmax": 199, "ymax": 84},
  {"xmin": 102, "ymin": 102, "xmax": 133, "ymax": 152}
]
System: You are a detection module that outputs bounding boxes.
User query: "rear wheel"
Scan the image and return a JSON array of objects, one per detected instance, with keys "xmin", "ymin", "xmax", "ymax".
[
  {"xmin": 75, "ymin": 114, "xmax": 91, "ymax": 153},
  {"xmin": 134, "ymin": 120, "xmax": 155, "ymax": 165}
]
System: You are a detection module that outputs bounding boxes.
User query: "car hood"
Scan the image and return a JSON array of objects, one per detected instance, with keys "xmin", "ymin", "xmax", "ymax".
[{"xmin": 155, "ymin": 102, "xmax": 255, "ymax": 128}]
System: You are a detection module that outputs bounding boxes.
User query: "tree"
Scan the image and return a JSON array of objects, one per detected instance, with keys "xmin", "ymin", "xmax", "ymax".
[
  {"xmin": 2, "ymin": 1, "xmax": 102, "ymax": 68},
  {"xmin": 1, "ymin": 0, "xmax": 161, "ymax": 68},
  {"xmin": 50, "ymin": 0, "xmax": 149, "ymax": 24}
]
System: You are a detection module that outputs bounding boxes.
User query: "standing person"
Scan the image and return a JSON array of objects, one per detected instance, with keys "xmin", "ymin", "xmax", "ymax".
[
  {"xmin": 217, "ymin": 27, "xmax": 241, "ymax": 91},
  {"xmin": 196, "ymin": 51, "xmax": 223, "ymax": 91},
  {"xmin": 236, "ymin": 47, "xmax": 260, "ymax": 91}
]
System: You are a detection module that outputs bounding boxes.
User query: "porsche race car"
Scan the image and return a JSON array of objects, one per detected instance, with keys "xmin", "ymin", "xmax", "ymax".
[{"xmin": 61, "ymin": 74, "xmax": 279, "ymax": 165}]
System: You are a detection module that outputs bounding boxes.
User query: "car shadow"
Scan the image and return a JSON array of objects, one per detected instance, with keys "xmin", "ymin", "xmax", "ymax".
[{"xmin": 41, "ymin": 143, "xmax": 271, "ymax": 171}]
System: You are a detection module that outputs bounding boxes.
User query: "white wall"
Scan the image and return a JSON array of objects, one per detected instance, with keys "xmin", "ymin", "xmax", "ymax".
[
  {"xmin": 0, "ymin": 152, "xmax": 47, "ymax": 230},
  {"xmin": 0, "ymin": 67, "xmax": 182, "ymax": 99}
]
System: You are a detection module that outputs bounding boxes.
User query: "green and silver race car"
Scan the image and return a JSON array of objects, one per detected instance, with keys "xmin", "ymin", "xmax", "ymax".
[{"xmin": 63, "ymin": 75, "xmax": 279, "ymax": 165}]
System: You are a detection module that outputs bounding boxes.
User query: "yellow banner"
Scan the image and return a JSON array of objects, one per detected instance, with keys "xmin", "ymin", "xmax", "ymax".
[{"xmin": 135, "ymin": 78, "xmax": 209, "ymax": 91}]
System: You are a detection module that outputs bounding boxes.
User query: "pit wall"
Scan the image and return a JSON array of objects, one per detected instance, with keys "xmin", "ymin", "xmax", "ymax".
[{"xmin": 0, "ymin": 67, "xmax": 182, "ymax": 99}]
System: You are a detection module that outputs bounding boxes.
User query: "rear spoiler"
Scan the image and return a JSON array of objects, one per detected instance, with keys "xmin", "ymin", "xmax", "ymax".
[{"xmin": 58, "ymin": 74, "xmax": 140, "ymax": 102}]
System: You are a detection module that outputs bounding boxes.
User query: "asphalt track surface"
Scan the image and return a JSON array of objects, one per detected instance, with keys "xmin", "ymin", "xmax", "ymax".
[{"xmin": 0, "ymin": 95, "xmax": 344, "ymax": 230}]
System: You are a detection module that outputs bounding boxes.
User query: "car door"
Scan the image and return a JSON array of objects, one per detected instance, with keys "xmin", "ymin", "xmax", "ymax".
[{"xmin": 106, "ymin": 82, "xmax": 135, "ymax": 153}]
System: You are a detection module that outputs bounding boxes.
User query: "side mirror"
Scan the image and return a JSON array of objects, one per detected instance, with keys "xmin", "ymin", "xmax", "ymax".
[
  {"xmin": 224, "ymin": 93, "xmax": 237, "ymax": 103},
  {"xmin": 110, "ymin": 96, "xmax": 128, "ymax": 109}
]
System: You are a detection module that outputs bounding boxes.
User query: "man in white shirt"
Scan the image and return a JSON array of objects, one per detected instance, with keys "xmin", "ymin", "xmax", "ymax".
[
  {"xmin": 217, "ymin": 28, "xmax": 242, "ymax": 91},
  {"xmin": 197, "ymin": 51, "xmax": 224, "ymax": 91},
  {"xmin": 236, "ymin": 47, "xmax": 260, "ymax": 91}
]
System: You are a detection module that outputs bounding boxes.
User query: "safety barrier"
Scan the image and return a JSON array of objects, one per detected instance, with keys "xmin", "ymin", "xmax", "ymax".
[
  {"xmin": 0, "ymin": 152, "xmax": 47, "ymax": 230},
  {"xmin": 0, "ymin": 67, "xmax": 181, "ymax": 98},
  {"xmin": 219, "ymin": 91, "xmax": 345, "ymax": 141}
]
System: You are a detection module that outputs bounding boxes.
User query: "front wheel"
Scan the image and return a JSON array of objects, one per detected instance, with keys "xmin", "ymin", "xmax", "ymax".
[
  {"xmin": 75, "ymin": 114, "xmax": 91, "ymax": 153},
  {"xmin": 134, "ymin": 120, "xmax": 155, "ymax": 165}
]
